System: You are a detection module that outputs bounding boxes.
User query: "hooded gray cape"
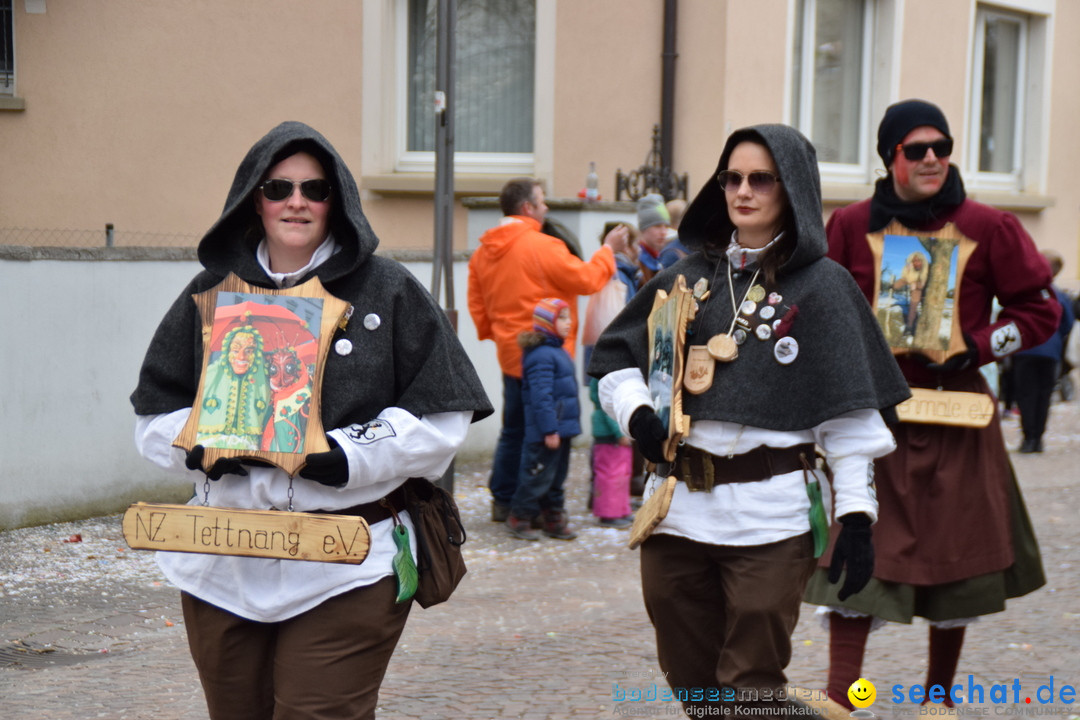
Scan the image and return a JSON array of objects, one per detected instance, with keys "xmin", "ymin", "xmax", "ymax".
[
  {"xmin": 131, "ymin": 121, "xmax": 492, "ymax": 427},
  {"xmin": 588, "ymin": 124, "xmax": 908, "ymax": 430}
]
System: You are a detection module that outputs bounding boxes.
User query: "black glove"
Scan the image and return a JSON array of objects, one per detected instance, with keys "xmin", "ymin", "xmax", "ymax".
[
  {"xmin": 184, "ymin": 445, "xmax": 249, "ymax": 481},
  {"xmin": 827, "ymin": 512, "xmax": 874, "ymax": 601},
  {"xmin": 298, "ymin": 437, "xmax": 350, "ymax": 488},
  {"xmin": 916, "ymin": 333, "xmax": 979, "ymax": 374},
  {"xmin": 629, "ymin": 406, "xmax": 668, "ymax": 464}
]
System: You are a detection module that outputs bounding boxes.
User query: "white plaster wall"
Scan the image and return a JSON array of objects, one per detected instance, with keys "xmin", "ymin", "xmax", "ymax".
[{"xmin": 1, "ymin": 255, "xmax": 563, "ymax": 529}]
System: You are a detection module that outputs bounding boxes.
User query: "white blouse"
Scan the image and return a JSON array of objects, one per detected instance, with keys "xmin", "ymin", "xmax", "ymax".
[{"xmin": 599, "ymin": 367, "xmax": 894, "ymax": 547}]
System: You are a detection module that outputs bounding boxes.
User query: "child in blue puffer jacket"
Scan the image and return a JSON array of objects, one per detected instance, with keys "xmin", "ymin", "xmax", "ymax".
[{"xmin": 507, "ymin": 298, "xmax": 580, "ymax": 541}]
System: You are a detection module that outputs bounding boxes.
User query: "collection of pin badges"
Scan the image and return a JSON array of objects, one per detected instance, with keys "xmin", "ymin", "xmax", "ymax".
[
  {"xmin": 333, "ymin": 308, "xmax": 379, "ymax": 356},
  {"xmin": 692, "ymin": 276, "xmax": 799, "ymax": 366}
]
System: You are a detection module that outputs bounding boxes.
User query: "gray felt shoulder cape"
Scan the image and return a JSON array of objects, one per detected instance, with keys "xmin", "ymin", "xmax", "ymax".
[
  {"xmin": 131, "ymin": 121, "xmax": 492, "ymax": 427},
  {"xmin": 588, "ymin": 124, "xmax": 909, "ymax": 431}
]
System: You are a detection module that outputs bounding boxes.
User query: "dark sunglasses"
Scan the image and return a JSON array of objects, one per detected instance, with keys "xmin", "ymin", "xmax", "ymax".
[
  {"xmin": 717, "ymin": 169, "xmax": 781, "ymax": 194},
  {"xmin": 897, "ymin": 138, "xmax": 953, "ymax": 162},
  {"xmin": 259, "ymin": 178, "xmax": 332, "ymax": 202}
]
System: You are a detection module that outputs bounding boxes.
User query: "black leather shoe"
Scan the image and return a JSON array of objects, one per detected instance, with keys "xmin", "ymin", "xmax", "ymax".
[{"xmin": 1019, "ymin": 438, "xmax": 1043, "ymax": 453}]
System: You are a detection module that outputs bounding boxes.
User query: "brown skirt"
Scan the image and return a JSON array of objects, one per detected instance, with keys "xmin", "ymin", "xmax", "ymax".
[{"xmin": 803, "ymin": 462, "xmax": 1045, "ymax": 623}]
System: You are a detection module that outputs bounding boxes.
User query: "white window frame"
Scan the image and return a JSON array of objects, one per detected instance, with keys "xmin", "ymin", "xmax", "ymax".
[
  {"xmin": 788, "ymin": 0, "xmax": 883, "ymax": 185},
  {"xmin": 361, "ymin": 0, "xmax": 554, "ymax": 179},
  {"xmin": 966, "ymin": 3, "xmax": 1050, "ymax": 194}
]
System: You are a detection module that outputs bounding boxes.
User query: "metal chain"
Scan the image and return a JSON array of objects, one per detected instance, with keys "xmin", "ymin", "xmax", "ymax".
[
  {"xmin": 202, "ymin": 477, "xmax": 211, "ymax": 507},
  {"xmin": 287, "ymin": 477, "xmax": 295, "ymax": 513}
]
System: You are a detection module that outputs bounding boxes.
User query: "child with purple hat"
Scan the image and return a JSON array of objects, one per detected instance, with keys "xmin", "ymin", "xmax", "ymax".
[{"xmin": 506, "ymin": 298, "xmax": 581, "ymax": 540}]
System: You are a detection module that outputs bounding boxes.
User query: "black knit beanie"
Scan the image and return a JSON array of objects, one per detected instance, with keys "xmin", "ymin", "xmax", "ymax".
[{"xmin": 877, "ymin": 99, "xmax": 951, "ymax": 167}]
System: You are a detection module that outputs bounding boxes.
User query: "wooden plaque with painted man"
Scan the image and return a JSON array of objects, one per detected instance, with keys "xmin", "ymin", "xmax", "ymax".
[
  {"xmin": 174, "ymin": 272, "xmax": 351, "ymax": 477},
  {"xmin": 866, "ymin": 221, "xmax": 976, "ymax": 365}
]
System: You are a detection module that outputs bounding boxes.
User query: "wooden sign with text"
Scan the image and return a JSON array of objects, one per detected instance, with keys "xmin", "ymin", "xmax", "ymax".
[
  {"xmin": 122, "ymin": 503, "xmax": 371, "ymax": 564},
  {"xmin": 895, "ymin": 388, "xmax": 995, "ymax": 428}
]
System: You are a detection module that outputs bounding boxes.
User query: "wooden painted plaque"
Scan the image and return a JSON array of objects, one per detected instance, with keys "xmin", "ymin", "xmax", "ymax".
[
  {"xmin": 646, "ymin": 275, "xmax": 696, "ymax": 462},
  {"xmin": 866, "ymin": 221, "xmax": 976, "ymax": 365},
  {"xmin": 627, "ymin": 476, "xmax": 676, "ymax": 550},
  {"xmin": 174, "ymin": 273, "xmax": 351, "ymax": 477},
  {"xmin": 122, "ymin": 503, "xmax": 371, "ymax": 564},
  {"xmin": 894, "ymin": 387, "xmax": 995, "ymax": 428}
]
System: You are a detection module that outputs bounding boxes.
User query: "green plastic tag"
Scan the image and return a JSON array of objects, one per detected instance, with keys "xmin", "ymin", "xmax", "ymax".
[
  {"xmin": 391, "ymin": 524, "xmax": 418, "ymax": 603},
  {"xmin": 806, "ymin": 479, "xmax": 829, "ymax": 559}
]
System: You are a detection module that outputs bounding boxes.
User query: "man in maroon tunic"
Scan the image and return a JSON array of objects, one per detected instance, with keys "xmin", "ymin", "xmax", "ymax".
[{"xmin": 802, "ymin": 99, "xmax": 1061, "ymax": 713}]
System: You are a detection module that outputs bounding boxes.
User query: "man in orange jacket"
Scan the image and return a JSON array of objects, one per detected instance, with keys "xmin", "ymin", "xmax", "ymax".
[{"xmin": 468, "ymin": 178, "xmax": 629, "ymax": 521}]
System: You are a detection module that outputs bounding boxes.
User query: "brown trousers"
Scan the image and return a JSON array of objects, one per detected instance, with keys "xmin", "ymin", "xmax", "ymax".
[
  {"xmin": 181, "ymin": 577, "xmax": 411, "ymax": 720},
  {"xmin": 640, "ymin": 532, "xmax": 816, "ymax": 712}
]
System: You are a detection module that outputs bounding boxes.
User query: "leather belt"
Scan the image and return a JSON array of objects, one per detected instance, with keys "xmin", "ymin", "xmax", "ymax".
[
  {"xmin": 674, "ymin": 443, "xmax": 816, "ymax": 492},
  {"xmin": 312, "ymin": 486, "xmax": 408, "ymax": 525}
]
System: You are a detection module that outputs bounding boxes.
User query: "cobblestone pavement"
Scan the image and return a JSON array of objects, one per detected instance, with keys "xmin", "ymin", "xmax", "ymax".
[{"xmin": 1, "ymin": 402, "xmax": 1077, "ymax": 720}]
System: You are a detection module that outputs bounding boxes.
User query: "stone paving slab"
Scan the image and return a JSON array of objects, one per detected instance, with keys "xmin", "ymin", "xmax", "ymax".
[{"xmin": 0, "ymin": 403, "xmax": 1077, "ymax": 720}]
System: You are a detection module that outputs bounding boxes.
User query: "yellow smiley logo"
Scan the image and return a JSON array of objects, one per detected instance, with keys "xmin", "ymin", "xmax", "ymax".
[{"xmin": 848, "ymin": 678, "xmax": 877, "ymax": 709}]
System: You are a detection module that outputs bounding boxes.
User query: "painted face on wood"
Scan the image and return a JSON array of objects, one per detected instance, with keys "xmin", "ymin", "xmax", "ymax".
[
  {"xmin": 266, "ymin": 346, "xmax": 303, "ymax": 392},
  {"xmin": 227, "ymin": 332, "xmax": 258, "ymax": 376}
]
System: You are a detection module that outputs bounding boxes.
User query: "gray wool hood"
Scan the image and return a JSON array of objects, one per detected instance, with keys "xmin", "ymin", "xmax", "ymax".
[
  {"xmin": 588, "ymin": 124, "xmax": 909, "ymax": 431},
  {"xmin": 198, "ymin": 121, "xmax": 379, "ymax": 285},
  {"xmin": 131, "ymin": 122, "xmax": 493, "ymax": 425},
  {"xmin": 679, "ymin": 123, "xmax": 827, "ymax": 274}
]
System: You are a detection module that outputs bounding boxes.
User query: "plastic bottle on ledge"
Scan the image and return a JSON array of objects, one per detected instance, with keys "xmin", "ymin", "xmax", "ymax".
[{"xmin": 585, "ymin": 161, "xmax": 600, "ymax": 203}]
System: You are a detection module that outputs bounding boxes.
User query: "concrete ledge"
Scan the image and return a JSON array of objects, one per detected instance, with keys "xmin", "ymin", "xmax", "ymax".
[
  {"xmin": 0, "ymin": 245, "xmax": 198, "ymax": 262},
  {"xmin": 462, "ymin": 196, "xmax": 637, "ymax": 212},
  {"xmin": 822, "ymin": 183, "xmax": 875, "ymax": 205},
  {"xmin": 0, "ymin": 96, "xmax": 26, "ymax": 111},
  {"xmin": 968, "ymin": 190, "xmax": 1055, "ymax": 213},
  {"xmin": 0, "ymin": 245, "xmax": 472, "ymax": 262},
  {"xmin": 362, "ymin": 173, "xmax": 514, "ymax": 196}
]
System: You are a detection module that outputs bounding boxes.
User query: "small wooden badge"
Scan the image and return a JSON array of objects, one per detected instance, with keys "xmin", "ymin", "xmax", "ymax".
[
  {"xmin": 706, "ymin": 333, "xmax": 738, "ymax": 362},
  {"xmin": 894, "ymin": 387, "xmax": 995, "ymax": 427},
  {"xmin": 683, "ymin": 345, "xmax": 715, "ymax": 394},
  {"xmin": 174, "ymin": 273, "xmax": 350, "ymax": 477},
  {"xmin": 122, "ymin": 502, "xmax": 371, "ymax": 564},
  {"xmin": 628, "ymin": 476, "xmax": 677, "ymax": 550},
  {"xmin": 866, "ymin": 221, "xmax": 976, "ymax": 365}
]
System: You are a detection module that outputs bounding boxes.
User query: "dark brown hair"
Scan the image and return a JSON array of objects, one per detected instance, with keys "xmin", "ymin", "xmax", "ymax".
[{"xmin": 500, "ymin": 178, "xmax": 541, "ymax": 216}]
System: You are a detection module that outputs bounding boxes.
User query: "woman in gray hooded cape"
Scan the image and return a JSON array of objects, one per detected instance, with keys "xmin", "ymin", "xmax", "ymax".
[
  {"xmin": 588, "ymin": 124, "xmax": 909, "ymax": 715},
  {"xmin": 130, "ymin": 122, "xmax": 491, "ymax": 719}
]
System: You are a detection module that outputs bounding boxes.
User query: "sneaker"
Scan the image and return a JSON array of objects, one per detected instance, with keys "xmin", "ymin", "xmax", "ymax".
[
  {"xmin": 597, "ymin": 515, "xmax": 633, "ymax": 529},
  {"xmin": 542, "ymin": 510, "xmax": 578, "ymax": 540},
  {"xmin": 506, "ymin": 514, "xmax": 541, "ymax": 541},
  {"xmin": 492, "ymin": 501, "xmax": 510, "ymax": 523}
]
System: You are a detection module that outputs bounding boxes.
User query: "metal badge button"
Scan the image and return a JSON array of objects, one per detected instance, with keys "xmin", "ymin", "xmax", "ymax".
[
  {"xmin": 363, "ymin": 313, "xmax": 381, "ymax": 331},
  {"xmin": 774, "ymin": 336, "xmax": 799, "ymax": 365},
  {"xmin": 335, "ymin": 338, "xmax": 354, "ymax": 356},
  {"xmin": 755, "ymin": 324, "xmax": 772, "ymax": 341},
  {"xmin": 759, "ymin": 305, "xmax": 776, "ymax": 321}
]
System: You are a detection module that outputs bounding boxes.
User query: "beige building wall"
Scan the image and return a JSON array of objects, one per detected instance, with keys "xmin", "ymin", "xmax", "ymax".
[
  {"xmin": 3, "ymin": 1, "xmax": 367, "ymax": 244},
  {"xmin": 1, "ymin": 0, "xmax": 1078, "ymax": 283}
]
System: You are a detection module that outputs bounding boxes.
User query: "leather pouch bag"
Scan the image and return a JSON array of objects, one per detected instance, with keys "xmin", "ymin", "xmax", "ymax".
[{"xmin": 404, "ymin": 477, "xmax": 468, "ymax": 608}]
